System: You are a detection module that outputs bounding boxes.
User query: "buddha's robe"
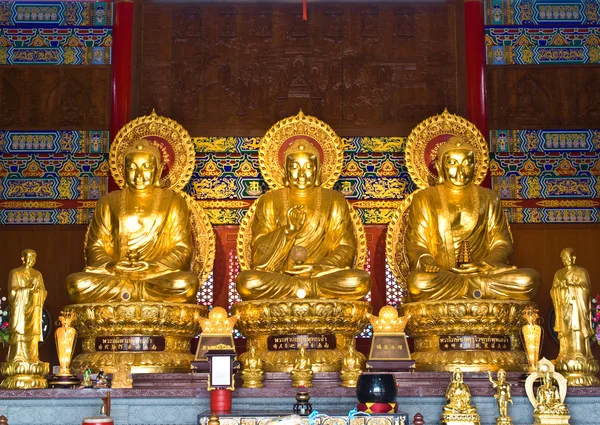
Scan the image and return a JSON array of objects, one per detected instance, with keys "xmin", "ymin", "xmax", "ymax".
[
  {"xmin": 66, "ymin": 189, "xmax": 199, "ymax": 303},
  {"xmin": 236, "ymin": 188, "xmax": 371, "ymax": 300},
  {"xmin": 406, "ymin": 186, "xmax": 539, "ymax": 301},
  {"xmin": 7, "ymin": 268, "xmax": 46, "ymax": 363}
]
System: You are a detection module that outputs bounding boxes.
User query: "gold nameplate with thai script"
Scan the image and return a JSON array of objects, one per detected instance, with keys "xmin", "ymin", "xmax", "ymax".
[
  {"xmin": 439, "ymin": 335, "xmax": 511, "ymax": 351},
  {"xmin": 267, "ymin": 334, "xmax": 336, "ymax": 351},
  {"xmin": 369, "ymin": 333, "xmax": 411, "ymax": 361},
  {"xmin": 95, "ymin": 336, "xmax": 165, "ymax": 352}
]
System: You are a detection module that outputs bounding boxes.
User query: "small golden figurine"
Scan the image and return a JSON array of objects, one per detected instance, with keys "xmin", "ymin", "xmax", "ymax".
[
  {"xmin": 488, "ymin": 369, "xmax": 513, "ymax": 425},
  {"xmin": 1, "ymin": 249, "xmax": 49, "ymax": 389},
  {"xmin": 441, "ymin": 369, "xmax": 480, "ymax": 425},
  {"xmin": 525, "ymin": 358, "xmax": 570, "ymax": 425},
  {"xmin": 340, "ymin": 345, "xmax": 364, "ymax": 388},
  {"xmin": 550, "ymin": 248, "xmax": 599, "ymax": 386},
  {"xmin": 291, "ymin": 345, "xmax": 313, "ymax": 388},
  {"xmin": 241, "ymin": 346, "xmax": 264, "ymax": 389}
]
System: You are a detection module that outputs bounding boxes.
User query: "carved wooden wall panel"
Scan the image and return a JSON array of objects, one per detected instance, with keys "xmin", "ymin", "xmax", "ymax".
[
  {"xmin": 135, "ymin": 2, "xmax": 463, "ymax": 135},
  {"xmin": 488, "ymin": 67, "xmax": 600, "ymax": 129},
  {"xmin": 0, "ymin": 67, "xmax": 110, "ymax": 130}
]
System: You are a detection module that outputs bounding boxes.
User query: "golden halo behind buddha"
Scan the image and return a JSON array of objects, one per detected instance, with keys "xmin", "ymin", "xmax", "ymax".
[
  {"xmin": 259, "ymin": 110, "xmax": 344, "ymax": 190},
  {"xmin": 405, "ymin": 109, "xmax": 489, "ymax": 190},
  {"xmin": 110, "ymin": 110, "xmax": 195, "ymax": 191}
]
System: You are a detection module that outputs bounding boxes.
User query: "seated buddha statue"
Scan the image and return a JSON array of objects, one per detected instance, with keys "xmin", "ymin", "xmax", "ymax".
[
  {"xmin": 66, "ymin": 139, "xmax": 199, "ymax": 303},
  {"xmin": 406, "ymin": 136, "xmax": 540, "ymax": 301},
  {"xmin": 236, "ymin": 139, "xmax": 370, "ymax": 300}
]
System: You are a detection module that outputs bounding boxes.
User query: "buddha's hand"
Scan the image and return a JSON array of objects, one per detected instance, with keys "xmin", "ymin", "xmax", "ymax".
[
  {"xmin": 452, "ymin": 261, "xmax": 490, "ymax": 274},
  {"xmin": 106, "ymin": 260, "xmax": 148, "ymax": 273},
  {"xmin": 285, "ymin": 264, "xmax": 313, "ymax": 277},
  {"xmin": 420, "ymin": 256, "xmax": 440, "ymax": 273},
  {"xmin": 284, "ymin": 205, "xmax": 306, "ymax": 235}
]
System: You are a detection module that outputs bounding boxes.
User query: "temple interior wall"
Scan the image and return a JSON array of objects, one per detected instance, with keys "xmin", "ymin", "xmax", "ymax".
[{"xmin": 0, "ymin": 0, "xmax": 599, "ymax": 372}]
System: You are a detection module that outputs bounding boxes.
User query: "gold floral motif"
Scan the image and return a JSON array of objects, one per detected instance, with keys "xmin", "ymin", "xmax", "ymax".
[
  {"xmin": 110, "ymin": 110, "xmax": 195, "ymax": 191},
  {"xmin": 404, "ymin": 109, "xmax": 489, "ymax": 190},
  {"xmin": 198, "ymin": 307, "xmax": 237, "ymax": 335},
  {"xmin": 258, "ymin": 110, "xmax": 344, "ymax": 190}
]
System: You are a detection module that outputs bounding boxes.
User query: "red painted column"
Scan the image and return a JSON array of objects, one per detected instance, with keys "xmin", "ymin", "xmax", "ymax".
[
  {"xmin": 464, "ymin": 0, "xmax": 488, "ymax": 137},
  {"xmin": 111, "ymin": 0, "xmax": 134, "ymax": 141}
]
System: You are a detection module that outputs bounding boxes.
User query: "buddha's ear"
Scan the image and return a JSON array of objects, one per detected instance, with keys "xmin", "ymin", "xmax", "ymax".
[
  {"xmin": 154, "ymin": 162, "xmax": 163, "ymax": 187},
  {"xmin": 314, "ymin": 159, "xmax": 321, "ymax": 187},
  {"xmin": 435, "ymin": 160, "xmax": 444, "ymax": 184},
  {"xmin": 283, "ymin": 177, "xmax": 290, "ymax": 187}
]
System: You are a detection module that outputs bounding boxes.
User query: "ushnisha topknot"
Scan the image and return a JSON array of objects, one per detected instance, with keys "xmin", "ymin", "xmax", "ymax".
[
  {"xmin": 436, "ymin": 136, "xmax": 476, "ymax": 162},
  {"xmin": 123, "ymin": 139, "xmax": 164, "ymax": 166},
  {"xmin": 283, "ymin": 138, "xmax": 321, "ymax": 163}
]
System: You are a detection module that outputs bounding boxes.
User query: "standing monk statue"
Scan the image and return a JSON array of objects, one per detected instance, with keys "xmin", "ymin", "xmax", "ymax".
[
  {"xmin": 1, "ymin": 249, "xmax": 49, "ymax": 389},
  {"xmin": 236, "ymin": 139, "xmax": 370, "ymax": 300},
  {"xmin": 406, "ymin": 136, "xmax": 540, "ymax": 301},
  {"xmin": 66, "ymin": 139, "xmax": 199, "ymax": 303},
  {"xmin": 550, "ymin": 248, "xmax": 599, "ymax": 385},
  {"xmin": 7, "ymin": 249, "xmax": 47, "ymax": 363}
]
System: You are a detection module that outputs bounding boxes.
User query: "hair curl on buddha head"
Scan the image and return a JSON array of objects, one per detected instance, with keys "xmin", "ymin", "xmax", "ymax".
[
  {"xmin": 436, "ymin": 136, "xmax": 475, "ymax": 162},
  {"xmin": 283, "ymin": 138, "xmax": 321, "ymax": 187}
]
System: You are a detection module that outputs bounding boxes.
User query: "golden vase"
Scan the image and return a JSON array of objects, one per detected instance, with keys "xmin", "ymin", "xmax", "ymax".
[
  {"xmin": 56, "ymin": 321, "xmax": 77, "ymax": 375},
  {"xmin": 521, "ymin": 307, "xmax": 542, "ymax": 373}
]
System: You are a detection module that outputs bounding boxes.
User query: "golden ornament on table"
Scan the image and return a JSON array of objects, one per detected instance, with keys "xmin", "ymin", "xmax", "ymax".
[
  {"xmin": 233, "ymin": 111, "xmax": 371, "ymax": 372},
  {"xmin": 340, "ymin": 344, "xmax": 365, "ymax": 388},
  {"xmin": 388, "ymin": 111, "xmax": 539, "ymax": 372},
  {"xmin": 522, "ymin": 306, "xmax": 543, "ymax": 373},
  {"xmin": 290, "ymin": 346, "xmax": 313, "ymax": 388},
  {"xmin": 193, "ymin": 307, "xmax": 237, "ymax": 372},
  {"xmin": 550, "ymin": 248, "xmax": 600, "ymax": 386},
  {"xmin": 1, "ymin": 249, "xmax": 49, "ymax": 389},
  {"xmin": 64, "ymin": 113, "xmax": 213, "ymax": 387},
  {"xmin": 525, "ymin": 358, "xmax": 570, "ymax": 425},
  {"xmin": 488, "ymin": 369, "xmax": 513, "ymax": 425},
  {"xmin": 441, "ymin": 368, "xmax": 480, "ymax": 425},
  {"xmin": 241, "ymin": 346, "xmax": 264, "ymax": 389},
  {"xmin": 366, "ymin": 306, "xmax": 413, "ymax": 371},
  {"xmin": 49, "ymin": 310, "xmax": 80, "ymax": 388}
]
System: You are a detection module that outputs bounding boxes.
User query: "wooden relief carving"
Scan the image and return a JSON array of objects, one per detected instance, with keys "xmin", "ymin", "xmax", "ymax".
[
  {"xmin": 0, "ymin": 68, "xmax": 110, "ymax": 130},
  {"xmin": 137, "ymin": 3, "xmax": 460, "ymax": 135},
  {"xmin": 488, "ymin": 67, "xmax": 600, "ymax": 129}
]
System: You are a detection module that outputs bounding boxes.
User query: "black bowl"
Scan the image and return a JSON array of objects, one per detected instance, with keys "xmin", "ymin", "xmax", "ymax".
[{"xmin": 356, "ymin": 373, "xmax": 397, "ymax": 403}]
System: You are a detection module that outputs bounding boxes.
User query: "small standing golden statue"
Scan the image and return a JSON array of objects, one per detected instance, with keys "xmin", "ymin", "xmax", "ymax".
[
  {"xmin": 291, "ymin": 346, "xmax": 313, "ymax": 387},
  {"xmin": 522, "ymin": 307, "xmax": 543, "ymax": 373},
  {"xmin": 1, "ymin": 249, "xmax": 49, "ymax": 389},
  {"xmin": 241, "ymin": 346, "xmax": 264, "ymax": 389},
  {"xmin": 551, "ymin": 248, "xmax": 599, "ymax": 386},
  {"xmin": 441, "ymin": 369, "xmax": 480, "ymax": 425},
  {"xmin": 49, "ymin": 310, "xmax": 80, "ymax": 388},
  {"xmin": 525, "ymin": 358, "xmax": 570, "ymax": 425},
  {"xmin": 488, "ymin": 369, "xmax": 513, "ymax": 425},
  {"xmin": 340, "ymin": 345, "xmax": 364, "ymax": 388}
]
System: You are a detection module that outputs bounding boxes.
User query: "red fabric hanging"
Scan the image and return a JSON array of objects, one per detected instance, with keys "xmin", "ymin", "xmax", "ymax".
[{"xmin": 303, "ymin": 0, "xmax": 307, "ymax": 20}]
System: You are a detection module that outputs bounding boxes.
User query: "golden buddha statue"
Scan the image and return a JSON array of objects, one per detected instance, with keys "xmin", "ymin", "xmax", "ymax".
[
  {"xmin": 236, "ymin": 138, "xmax": 370, "ymax": 301},
  {"xmin": 66, "ymin": 139, "xmax": 199, "ymax": 303},
  {"xmin": 405, "ymin": 136, "xmax": 539, "ymax": 302},
  {"xmin": 233, "ymin": 111, "xmax": 371, "ymax": 374},
  {"xmin": 64, "ymin": 112, "xmax": 213, "ymax": 387},
  {"xmin": 550, "ymin": 248, "xmax": 599, "ymax": 386},
  {"xmin": 340, "ymin": 345, "xmax": 364, "ymax": 388},
  {"xmin": 1, "ymin": 249, "xmax": 49, "ymax": 389},
  {"xmin": 441, "ymin": 368, "xmax": 480, "ymax": 425},
  {"xmin": 388, "ymin": 110, "xmax": 539, "ymax": 373},
  {"xmin": 291, "ymin": 345, "xmax": 314, "ymax": 387},
  {"xmin": 525, "ymin": 358, "xmax": 570, "ymax": 424}
]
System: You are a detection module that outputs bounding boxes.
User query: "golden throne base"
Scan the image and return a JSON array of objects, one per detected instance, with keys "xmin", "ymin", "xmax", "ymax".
[
  {"xmin": 402, "ymin": 300, "xmax": 532, "ymax": 372},
  {"xmin": 233, "ymin": 299, "xmax": 371, "ymax": 373},
  {"xmin": 66, "ymin": 302, "xmax": 206, "ymax": 388},
  {"xmin": 0, "ymin": 361, "xmax": 49, "ymax": 389}
]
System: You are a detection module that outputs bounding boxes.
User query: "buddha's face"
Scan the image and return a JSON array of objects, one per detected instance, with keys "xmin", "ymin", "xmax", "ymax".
[
  {"xmin": 125, "ymin": 151, "xmax": 158, "ymax": 191},
  {"xmin": 453, "ymin": 369, "xmax": 463, "ymax": 382},
  {"xmin": 285, "ymin": 152, "xmax": 318, "ymax": 191},
  {"xmin": 560, "ymin": 249, "xmax": 574, "ymax": 267},
  {"xmin": 439, "ymin": 149, "xmax": 475, "ymax": 188},
  {"xmin": 21, "ymin": 250, "xmax": 36, "ymax": 267}
]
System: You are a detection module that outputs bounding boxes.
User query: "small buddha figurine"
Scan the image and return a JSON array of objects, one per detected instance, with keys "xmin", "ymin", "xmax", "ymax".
[
  {"xmin": 525, "ymin": 358, "xmax": 570, "ymax": 424},
  {"xmin": 551, "ymin": 248, "xmax": 594, "ymax": 359},
  {"xmin": 340, "ymin": 345, "xmax": 364, "ymax": 388},
  {"xmin": 66, "ymin": 139, "xmax": 199, "ymax": 303},
  {"xmin": 488, "ymin": 369, "xmax": 512, "ymax": 424},
  {"xmin": 406, "ymin": 136, "xmax": 540, "ymax": 301},
  {"xmin": 443, "ymin": 369, "xmax": 478, "ymax": 415},
  {"xmin": 535, "ymin": 370, "xmax": 569, "ymax": 416},
  {"xmin": 236, "ymin": 139, "xmax": 370, "ymax": 300},
  {"xmin": 291, "ymin": 345, "xmax": 313, "ymax": 387},
  {"xmin": 241, "ymin": 346, "xmax": 264, "ymax": 388},
  {"xmin": 6, "ymin": 249, "xmax": 47, "ymax": 364}
]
